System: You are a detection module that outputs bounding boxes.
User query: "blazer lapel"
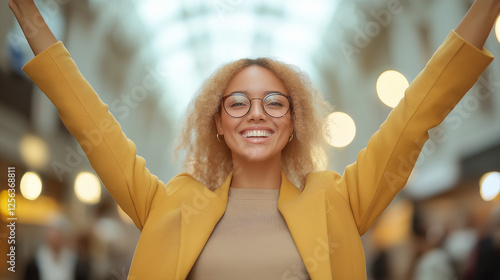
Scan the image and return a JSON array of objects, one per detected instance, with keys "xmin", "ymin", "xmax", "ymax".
[
  {"xmin": 278, "ymin": 171, "xmax": 333, "ymax": 280},
  {"xmin": 175, "ymin": 172, "xmax": 232, "ymax": 280}
]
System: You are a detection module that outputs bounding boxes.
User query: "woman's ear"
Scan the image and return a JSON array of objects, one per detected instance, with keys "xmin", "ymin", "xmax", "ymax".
[{"xmin": 214, "ymin": 113, "xmax": 224, "ymax": 135}]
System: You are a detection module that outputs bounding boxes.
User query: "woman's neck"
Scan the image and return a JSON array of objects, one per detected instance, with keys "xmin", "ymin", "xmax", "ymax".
[{"xmin": 230, "ymin": 156, "xmax": 282, "ymax": 189}]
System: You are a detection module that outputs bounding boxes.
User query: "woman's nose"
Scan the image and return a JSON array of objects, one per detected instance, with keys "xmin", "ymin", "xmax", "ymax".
[{"xmin": 246, "ymin": 99, "xmax": 266, "ymax": 120}]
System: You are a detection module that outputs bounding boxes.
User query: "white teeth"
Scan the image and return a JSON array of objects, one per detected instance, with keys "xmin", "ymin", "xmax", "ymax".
[{"xmin": 242, "ymin": 130, "xmax": 272, "ymax": 138}]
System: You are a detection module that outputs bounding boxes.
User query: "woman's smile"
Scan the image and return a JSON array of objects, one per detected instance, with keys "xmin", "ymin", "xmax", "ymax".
[{"xmin": 240, "ymin": 126, "xmax": 275, "ymax": 144}]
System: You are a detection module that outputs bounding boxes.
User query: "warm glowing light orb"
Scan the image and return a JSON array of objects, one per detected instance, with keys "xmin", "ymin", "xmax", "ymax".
[
  {"xmin": 495, "ymin": 16, "xmax": 500, "ymax": 44},
  {"xmin": 323, "ymin": 112, "xmax": 356, "ymax": 148},
  {"xmin": 20, "ymin": 172, "xmax": 42, "ymax": 200},
  {"xmin": 376, "ymin": 70, "xmax": 409, "ymax": 108},
  {"xmin": 74, "ymin": 172, "xmax": 101, "ymax": 204},
  {"xmin": 19, "ymin": 134, "xmax": 49, "ymax": 170},
  {"xmin": 480, "ymin": 172, "xmax": 500, "ymax": 201}
]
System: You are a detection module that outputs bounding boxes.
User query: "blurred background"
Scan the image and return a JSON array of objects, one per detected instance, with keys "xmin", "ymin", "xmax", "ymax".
[{"xmin": 1, "ymin": 0, "xmax": 500, "ymax": 279}]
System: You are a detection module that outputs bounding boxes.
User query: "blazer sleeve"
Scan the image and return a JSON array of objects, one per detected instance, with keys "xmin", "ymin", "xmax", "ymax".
[
  {"xmin": 332, "ymin": 30, "xmax": 494, "ymax": 235},
  {"xmin": 22, "ymin": 42, "xmax": 169, "ymax": 231}
]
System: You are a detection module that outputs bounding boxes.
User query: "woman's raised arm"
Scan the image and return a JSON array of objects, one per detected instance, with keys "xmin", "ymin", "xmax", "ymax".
[
  {"xmin": 9, "ymin": 0, "xmax": 58, "ymax": 55},
  {"xmin": 8, "ymin": 1, "xmax": 171, "ymax": 230},
  {"xmin": 330, "ymin": 0, "xmax": 497, "ymax": 235},
  {"xmin": 456, "ymin": 0, "xmax": 500, "ymax": 49}
]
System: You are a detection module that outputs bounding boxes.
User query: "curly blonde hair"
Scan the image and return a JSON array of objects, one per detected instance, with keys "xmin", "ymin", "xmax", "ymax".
[{"xmin": 175, "ymin": 58, "xmax": 331, "ymax": 190}]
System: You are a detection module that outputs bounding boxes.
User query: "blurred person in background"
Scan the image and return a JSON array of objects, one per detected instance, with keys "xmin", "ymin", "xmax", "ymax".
[
  {"xmin": 443, "ymin": 216, "xmax": 480, "ymax": 278},
  {"xmin": 8, "ymin": 0, "xmax": 500, "ymax": 279},
  {"xmin": 23, "ymin": 216, "xmax": 90, "ymax": 280},
  {"xmin": 411, "ymin": 205, "xmax": 455, "ymax": 280},
  {"xmin": 370, "ymin": 250, "xmax": 391, "ymax": 280},
  {"xmin": 466, "ymin": 206, "xmax": 500, "ymax": 280}
]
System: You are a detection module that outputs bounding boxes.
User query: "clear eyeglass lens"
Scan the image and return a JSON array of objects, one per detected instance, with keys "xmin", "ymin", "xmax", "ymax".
[
  {"xmin": 263, "ymin": 95, "xmax": 289, "ymax": 117},
  {"xmin": 224, "ymin": 95, "xmax": 250, "ymax": 117},
  {"xmin": 224, "ymin": 94, "xmax": 289, "ymax": 117}
]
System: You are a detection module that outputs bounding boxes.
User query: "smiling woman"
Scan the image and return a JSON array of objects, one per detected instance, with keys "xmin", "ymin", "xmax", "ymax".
[
  {"xmin": 7, "ymin": 0, "xmax": 500, "ymax": 279},
  {"xmin": 177, "ymin": 57, "xmax": 329, "ymax": 190}
]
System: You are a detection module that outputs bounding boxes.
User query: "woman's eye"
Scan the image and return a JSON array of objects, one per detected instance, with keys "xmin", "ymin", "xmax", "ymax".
[
  {"xmin": 230, "ymin": 102, "xmax": 246, "ymax": 107},
  {"xmin": 227, "ymin": 96, "xmax": 249, "ymax": 107},
  {"xmin": 268, "ymin": 102, "xmax": 284, "ymax": 106},
  {"xmin": 265, "ymin": 98, "xmax": 285, "ymax": 107}
]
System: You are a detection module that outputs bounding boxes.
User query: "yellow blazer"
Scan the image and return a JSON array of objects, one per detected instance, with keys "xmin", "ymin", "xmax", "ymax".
[{"xmin": 23, "ymin": 31, "xmax": 492, "ymax": 280}]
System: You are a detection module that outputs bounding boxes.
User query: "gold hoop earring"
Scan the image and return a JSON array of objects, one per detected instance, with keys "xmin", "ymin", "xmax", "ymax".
[
  {"xmin": 216, "ymin": 133, "xmax": 223, "ymax": 143},
  {"xmin": 288, "ymin": 134, "xmax": 294, "ymax": 143}
]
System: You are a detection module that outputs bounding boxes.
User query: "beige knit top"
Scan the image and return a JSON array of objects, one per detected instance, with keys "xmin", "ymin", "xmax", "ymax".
[{"xmin": 186, "ymin": 187, "xmax": 310, "ymax": 280}]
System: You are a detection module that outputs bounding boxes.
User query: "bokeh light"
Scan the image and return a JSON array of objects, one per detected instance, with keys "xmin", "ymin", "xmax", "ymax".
[
  {"xmin": 376, "ymin": 70, "xmax": 409, "ymax": 108},
  {"xmin": 479, "ymin": 171, "xmax": 500, "ymax": 201},
  {"xmin": 20, "ymin": 172, "xmax": 42, "ymax": 200},
  {"xmin": 74, "ymin": 172, "xmax": 101, "ymax": 204},
  {"xmin": 323, "ymin": 112, "xmax": 356, "ymax": 148},
  {"xmin": 19, "ymin": 134, "xmax": 49, "ymax": 170},
  {"xmin": 495, "ymin": 16, "xmax": 500, "ymax": 43}
]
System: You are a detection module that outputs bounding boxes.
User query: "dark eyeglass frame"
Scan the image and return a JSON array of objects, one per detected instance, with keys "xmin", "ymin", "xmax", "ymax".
[{"xmin": 221, "ymin": 92, "xmax": 293, "ymax": 118}]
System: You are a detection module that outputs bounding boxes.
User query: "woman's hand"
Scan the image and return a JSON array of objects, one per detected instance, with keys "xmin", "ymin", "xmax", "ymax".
[
  {"xmin": 9, "ymin": 0, "xmax": 58, "ymax": 56},
  {"xmin": 456, "ymin": 0, "xmax": 500, "ymax": 49}
]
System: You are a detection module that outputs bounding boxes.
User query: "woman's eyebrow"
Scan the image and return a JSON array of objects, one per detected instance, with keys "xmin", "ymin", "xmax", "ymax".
[{"xmin": 228, "ymin": 90, "xmax": 285, "ymax": 96}]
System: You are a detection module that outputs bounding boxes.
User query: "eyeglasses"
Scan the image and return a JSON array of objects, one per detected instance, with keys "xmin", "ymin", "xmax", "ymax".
[{"xmin": 221, "ymin": 92, "xmax": 292, "ymax": 118}]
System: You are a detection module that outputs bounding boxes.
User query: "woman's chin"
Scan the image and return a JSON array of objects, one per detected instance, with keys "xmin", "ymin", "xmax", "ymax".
[{"xmin": 233, "ymin": 149, "xmax": 280, "ymax": 165}]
